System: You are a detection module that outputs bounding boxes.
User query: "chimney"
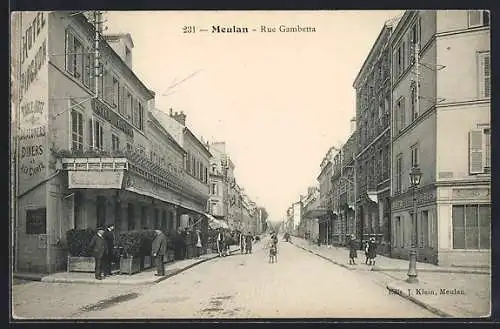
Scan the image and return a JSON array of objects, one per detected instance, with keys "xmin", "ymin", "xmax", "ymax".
[
  {"xmin": 171, "ymin": 110, "xmax": 187, "ymax": 125},
  {"xmin": 350, "ymin": 117, "xmax": 356, "ymax": 133}
]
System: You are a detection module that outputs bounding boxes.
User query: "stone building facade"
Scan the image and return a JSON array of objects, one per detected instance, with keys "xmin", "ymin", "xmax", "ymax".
[
  {"xmin": 390, "ymin": 10, "xmax": 490, "ymax": 266},
  {"xmin": 353, "ymin": 20, "xmax": 396, "ymax": 255},
  {"xmin": 12, "ymin": 11, "xmax": 210, "ymax": 273}
]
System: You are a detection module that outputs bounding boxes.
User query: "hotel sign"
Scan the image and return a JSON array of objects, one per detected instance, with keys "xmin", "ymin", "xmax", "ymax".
[
  {"xmin": 92, "ymin": 98, "xmax": 134, "ymax": 138},
  {"xmin": 68, "ymin": 171, "xmax": 124, "ymax": 189},
  {"xmin": 17, "ymin": 12, "xmax": 49, "ymax": 196}
]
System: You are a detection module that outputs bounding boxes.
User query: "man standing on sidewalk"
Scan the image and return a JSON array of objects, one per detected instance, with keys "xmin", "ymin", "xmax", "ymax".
[
  {"xmin": 89, "ymin": 228, "xmax": 107, "ymax": 280},
  {"xmin": 152, "ymin": 230, "xmax": 167, "ymax": 276},
  {"xmin": 103, "ymin": 224, "xmax": 115, "ymax": 276}
]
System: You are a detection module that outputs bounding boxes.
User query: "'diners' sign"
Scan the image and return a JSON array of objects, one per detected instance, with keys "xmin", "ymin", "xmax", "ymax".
[{"xmin": 92, "ymin": 98, "xmax": 134, "ymax": 138}]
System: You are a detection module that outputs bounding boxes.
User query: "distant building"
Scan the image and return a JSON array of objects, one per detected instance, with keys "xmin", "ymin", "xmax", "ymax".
[{"xmin": 353, "ymin": 18, "xmax": 396, "ymax": 255}]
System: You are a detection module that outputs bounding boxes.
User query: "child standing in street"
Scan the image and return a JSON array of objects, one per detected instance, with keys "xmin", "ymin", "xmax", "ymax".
[{"xmin": 348, "ymin": 234, "xmax": 357, "ymax": 265}]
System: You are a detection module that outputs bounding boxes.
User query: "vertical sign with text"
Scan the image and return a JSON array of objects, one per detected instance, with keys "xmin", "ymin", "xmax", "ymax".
[{"xmin": 17, "ymin": 11, "xmax": 49, "ymax": 195}]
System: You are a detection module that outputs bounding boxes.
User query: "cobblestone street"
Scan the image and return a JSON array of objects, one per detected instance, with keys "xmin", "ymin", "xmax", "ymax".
[{"xmin": 11, "ymin": 239, "xmax": 435, "ymax": 319}]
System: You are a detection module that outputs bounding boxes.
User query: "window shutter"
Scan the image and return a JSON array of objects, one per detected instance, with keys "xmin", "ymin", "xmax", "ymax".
[
  {"xmin": 469, "ymin": 129, "xmax": 484, "ymax": 174},
  {"xmin": 468, "ymin": 10, "xmax": 482, "ymax": 27},
  {"xmin": 478, "ymin": 53, "xmax": 490, "ymax": 99}
]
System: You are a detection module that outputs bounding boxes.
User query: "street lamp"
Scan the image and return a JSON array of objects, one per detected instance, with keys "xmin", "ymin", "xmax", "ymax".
[{"xmin": 407, "ymin": 165, "xmax": 422, "ymax": 283}]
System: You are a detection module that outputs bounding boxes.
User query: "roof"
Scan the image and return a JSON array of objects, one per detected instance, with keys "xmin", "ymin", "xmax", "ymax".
[
  {"xmin": 148, "ymin": 112, "xmax": 186, "ymax": 155},
  {"xmin": 183, "ymin": 127, "xmax": 213, "ymax": 158}
]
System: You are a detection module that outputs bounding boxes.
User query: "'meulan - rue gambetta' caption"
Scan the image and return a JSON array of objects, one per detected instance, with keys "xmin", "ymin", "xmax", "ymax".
[{"xmin": 183, "ymin": 25, "xmax": 316, "ymax": 34}]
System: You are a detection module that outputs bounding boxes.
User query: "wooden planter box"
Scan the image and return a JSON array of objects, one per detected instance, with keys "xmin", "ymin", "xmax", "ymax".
[
  {"xmin": 166, "ymin": 250, "xmax": 175, "ymax": 263},
  {"xmin": 186, "ymin": 246, "xmax": 194, "ymax": 259},
  {"xmin": 67, "ymin": 256, "xmax": 95, "ymax": 273},
  {"xmin": 143, "ymin": 255, "xmax": 152, "ymax": 269},
  {"xmin": 119, "ymin": 256, "xmax": 141, "ymax": 275}
]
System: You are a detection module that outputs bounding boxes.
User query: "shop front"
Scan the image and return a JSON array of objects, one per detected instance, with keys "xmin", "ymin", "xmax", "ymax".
[
  {"xmin": 391, "ymin": 185, "xmax": 438, "ymax": 264},
  {"xmin": 23, "ymin": 155, "xmax": 208, "ymax": 273},
  {"xmin": 435, "ymin": 184, "xmax": 491, "ymax": 267}
]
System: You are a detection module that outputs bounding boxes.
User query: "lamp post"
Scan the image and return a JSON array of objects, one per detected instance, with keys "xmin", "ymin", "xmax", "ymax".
[{"xmin": 407, "ymin": 165, "xmax": 422, "ymax": 283}]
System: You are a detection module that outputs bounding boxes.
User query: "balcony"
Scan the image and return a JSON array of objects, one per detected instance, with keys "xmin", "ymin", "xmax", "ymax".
[{"xmin": 55, "ymin": 148, "xmax": 209, "ymax": 202}]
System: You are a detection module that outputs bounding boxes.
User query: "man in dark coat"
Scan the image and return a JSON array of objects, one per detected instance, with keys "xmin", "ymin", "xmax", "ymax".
[
  {"xmin": 89, "ymin": 228, "xmax": 107, "ymax": 280},
  {"xmin": 152, "ymin": 229, "xmax": 167, "ymax": 276},
  {"xmin": 245, "ymin": 232, "xmax": 253, "ymax": 254},
  {"xmin": 103, "ymin": 224, "xmax": 115, "ymax": 276}
]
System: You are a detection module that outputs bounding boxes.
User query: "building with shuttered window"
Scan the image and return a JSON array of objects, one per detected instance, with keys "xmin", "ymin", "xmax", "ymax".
[
  {"xmin": 12, "ymin": 11, "xmax": 211, "ymax": 273},
  {"xmin": 390, "ymin": 10, "xmax": 490, "ymax": 266}
]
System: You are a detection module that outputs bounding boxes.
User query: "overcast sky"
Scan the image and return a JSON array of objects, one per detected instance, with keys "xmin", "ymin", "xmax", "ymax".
[{"xmin": 105, "ymin": 10, "xmax": 403, "ymax": 224}]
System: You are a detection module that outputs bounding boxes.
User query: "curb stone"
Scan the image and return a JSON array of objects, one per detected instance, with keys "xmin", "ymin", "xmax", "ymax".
[
  {"xmin": 17, "ymin": 249, "xmax": 240, "ymax": 285},
  {"xmin": 386, "ymin": 284, "xmax": 452, "ymax": 318},
  {"xmin": 291, "ymin": 242, "xmax": 353, "ymax": 270},
  {"xmin": 291, "ymin": 241, "xmax": 466, "ymax": 318}
]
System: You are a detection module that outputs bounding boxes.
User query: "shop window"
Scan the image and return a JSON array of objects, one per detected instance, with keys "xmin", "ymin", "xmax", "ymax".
[
  {"xmin": 71, "ymin": 109, "xmax": 84, "ymax": 151},
  {"xmin": 127, "ymin": 203, "xmax": 135, "ymax": 230},
  {"xmin": 26, "ymin": 208, "xmax": 46, "ymax": 234},
  {"xmin": 453, "ymin": 204, "xmax": 490, "ymax": 249}
]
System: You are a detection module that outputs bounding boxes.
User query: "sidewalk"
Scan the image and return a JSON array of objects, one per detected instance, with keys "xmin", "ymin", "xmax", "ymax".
[
  {"xmin": 13, "ymin": 246, "xmax": 240, "ymax": 286},
  {"xmin": 291, "ymin": 237, "xmax": 491, "ymax": 318},
  {"xmin": 291, "ymin": 238, "xmax": 490, "ymax": 274}
]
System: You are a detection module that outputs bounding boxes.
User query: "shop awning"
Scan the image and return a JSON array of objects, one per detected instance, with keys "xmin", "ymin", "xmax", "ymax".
[{"xmin": 205, "ymin": 213, "xmax": 229, "ymax": 229}]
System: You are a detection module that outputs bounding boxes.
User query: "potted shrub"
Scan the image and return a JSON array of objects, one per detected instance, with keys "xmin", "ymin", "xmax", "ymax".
[
  {"xmin": 140, "ymin": 230, "xmax": 157, "ymax": 270},
  {"xmin": 166, "ymin": 231, "xmax": 176, "ymax": 263},
  {"xmin": 66, "ymin": 228, "xmax": 96, "ymax": 272},
  {"xmin": 117, "ymin": 230, "xmax": 157, "ymax": 274}
]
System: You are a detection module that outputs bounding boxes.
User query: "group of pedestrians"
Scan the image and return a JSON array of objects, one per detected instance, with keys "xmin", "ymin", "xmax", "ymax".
[
  {"xmin": 239, "ymin": 231, "xmax": 255, "ymax": 255},
  {"xmin": 89, "ymin": 224, "xmax": 115, "ymax": 280},
  {"xmin": 347, "ymin": 234, "xmax": 377, "ymax": 265}
]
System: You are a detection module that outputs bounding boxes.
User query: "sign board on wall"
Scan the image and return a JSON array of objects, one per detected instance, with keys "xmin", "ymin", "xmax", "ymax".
[
  {"xmin": 26, "ymin": 207, "xmax": 46, "ymax": 234},
  {"xmin": 68, "ymin": 171, "xmax": 124, "ymax": 189},
  {"xmin": 17, "ymin": 12, "xmax": 49, "ymax": 196}
]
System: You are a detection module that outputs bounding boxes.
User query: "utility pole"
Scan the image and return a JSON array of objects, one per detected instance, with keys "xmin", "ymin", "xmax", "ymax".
[
  {"xmin": 415, "ymin": 42, "xmax": 420, "ymax": 122},
  {"xmin": 91, "ymin": 10, "xmax": 103, "ymax": 150}
]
